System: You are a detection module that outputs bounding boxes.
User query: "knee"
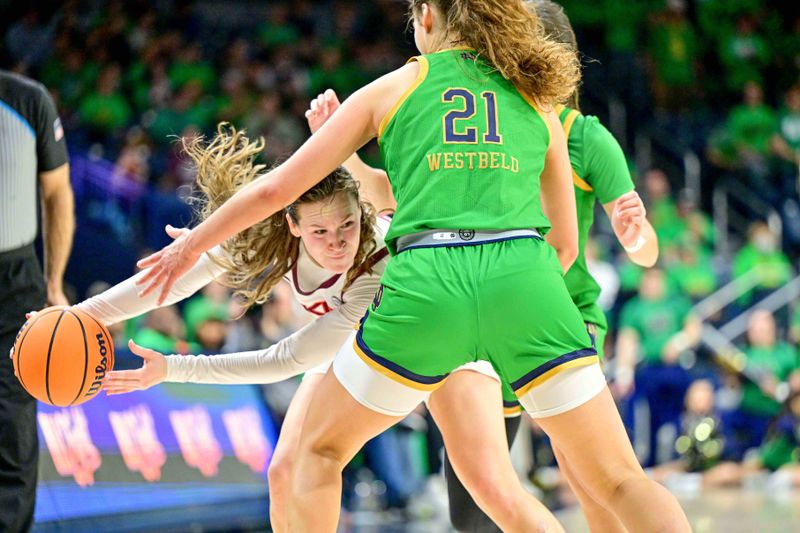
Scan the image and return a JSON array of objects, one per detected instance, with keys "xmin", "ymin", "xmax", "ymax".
[
  {"xmin": 268, "ymin": 454, "xmax": 293, "ymax": 493},
  {"xmin": 595, "ymin": 469, "xmax": 650, "ymax": 508}
]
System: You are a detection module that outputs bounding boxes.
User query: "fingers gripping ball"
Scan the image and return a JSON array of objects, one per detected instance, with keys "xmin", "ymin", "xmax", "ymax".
[{"xmin": 13, "ymin": 306, "xmax": 114, "ymax": 406}]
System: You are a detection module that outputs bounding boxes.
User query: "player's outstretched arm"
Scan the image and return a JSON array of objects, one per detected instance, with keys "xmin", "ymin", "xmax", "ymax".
[
  {"xmin": 104, "ymin": 262, "xmax": 384, "ymax": 391},
  {"xmin": 137, "ymin": 63, "xmax": 420, "ymax": 304},
  {"xmin": 306, "ymin": 89, "xmax": 397, "ymax": 214},
  {"xmin": 75, "ymin": 226, "xmax": 227, "ymax": 326}
]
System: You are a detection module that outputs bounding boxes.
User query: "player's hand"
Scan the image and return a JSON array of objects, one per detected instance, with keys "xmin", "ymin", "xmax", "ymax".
[
  {"xmin": 611, "ymin": 191, "xmax": 646, "ymax": 250},
  {"xmin": 305, "ymin": 89, "xmax": 341, "ymax": 134},
  {"xmin": 103, "ymin": 340, "xmax": 168, "ymax": 395},
  {"xmin": 10, "ymin": 307, "xmax": 56, "ymax": 359},
  {"xmin": 135, "ymin": 224, "xmax": 200, "ymax": 305}
]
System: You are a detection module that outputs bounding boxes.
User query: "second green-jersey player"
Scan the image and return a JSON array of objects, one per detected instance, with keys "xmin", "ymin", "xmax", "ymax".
[
  {"xmin": 500, "ymin": 106, "xmax": 637, "ymax": 414},
  {"xmin": 559, "ymin": 104, "xmax": 635, "ymax": 356}
]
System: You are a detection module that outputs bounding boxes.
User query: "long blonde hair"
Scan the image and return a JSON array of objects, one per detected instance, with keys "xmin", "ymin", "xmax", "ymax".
[
  {"xmin": 184, "ymin": 123, "xmax": 378, "ymax": 310},
  {"xmin": 409, "ymin": 0, "xmax": 580, "ymax": 108}
]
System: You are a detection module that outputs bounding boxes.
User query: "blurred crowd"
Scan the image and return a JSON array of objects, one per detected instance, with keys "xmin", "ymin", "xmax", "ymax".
[{"xmin": 2, "ymin": 0, "xmax": 800, "ymax": 519}]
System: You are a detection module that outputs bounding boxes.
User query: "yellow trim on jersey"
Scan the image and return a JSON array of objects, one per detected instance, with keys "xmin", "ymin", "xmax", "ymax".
[
  {"xmin": 378, "ymin": 56, "xmax": 430, "ymax": 140},
  {"xmin": 518, "ymin": 91, "xmax": 551, "ymax": 147},
  {"xmin": 560, "ymin": 107, "xmax": 594, "ymax": 193},
  {"xmin": 562, "ymin": 108, "xmax": 580, "ymax": 139},
  {"xmin": 572, "ymin": 172, "xmax": 593, "ymax": 192},
  {"xmin": 514, "ymin": 356, "xmax": 600, "ymax": 397},
  {"xmin": 504, "ymin": 405, "xmax": 524, "ymax": 417},
  {"xmin": 353, "ymin": 339, "xmax": 441, "ymax": 392}
]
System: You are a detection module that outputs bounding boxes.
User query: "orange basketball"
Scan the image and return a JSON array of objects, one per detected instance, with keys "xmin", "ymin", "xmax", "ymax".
[{"xmin": 12, "ymin": 306, "xmax": 114, "ymax": 406}]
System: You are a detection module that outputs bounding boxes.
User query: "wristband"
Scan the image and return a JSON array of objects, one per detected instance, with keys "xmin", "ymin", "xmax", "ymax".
[{"xmin": 623, "ymin": 235, "xmax": 646, "ymax": 253}]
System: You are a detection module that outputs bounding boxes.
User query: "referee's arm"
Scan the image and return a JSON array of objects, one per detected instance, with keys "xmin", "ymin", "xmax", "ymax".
[
  {"xmin": 39, "ymin": 162, "xmax": 73, "ymax": 306},
  {"xmin": 34, "ymin": 83, "xmax": 73, "ymax": 307}
]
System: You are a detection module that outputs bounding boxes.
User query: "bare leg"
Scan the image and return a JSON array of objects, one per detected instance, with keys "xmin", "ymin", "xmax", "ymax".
[
  {"xmin": 534, "ymin": 387, "xmax": 691, "ymax": 533},
  {"xmin": 287, "ymin": 370, "xmax": 403, "ymax": 531},
  {"xmin": 267, "ymin": 374, "xmax": 323, "ymax": 532},
  {"xmin": 553, "ymin": 445, "xmax": 628, "ymax": 533},
  {"xmin": 428, "ymin": 370, "xmax": 564, "ymax": 533}
]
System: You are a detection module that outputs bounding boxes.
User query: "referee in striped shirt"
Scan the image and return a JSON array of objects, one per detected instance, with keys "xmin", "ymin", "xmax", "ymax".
[{"xmin": 0, "ymin": 69, "xmax": 74, "ymax": 533}]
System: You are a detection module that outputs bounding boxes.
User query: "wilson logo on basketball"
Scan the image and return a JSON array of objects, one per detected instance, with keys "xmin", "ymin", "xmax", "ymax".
[{"xmin": 86, "ymin": 333, "xmax": 109, "ymax": 397}]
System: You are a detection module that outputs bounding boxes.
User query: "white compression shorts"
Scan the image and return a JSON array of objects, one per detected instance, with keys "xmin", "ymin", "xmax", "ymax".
[{"xmin": 333, "ymin": 332, "xmax": 607, "ymax": 419}]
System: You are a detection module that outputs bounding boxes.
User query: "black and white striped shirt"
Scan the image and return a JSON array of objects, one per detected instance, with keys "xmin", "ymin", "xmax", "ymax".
[{"xmin": 0, "ymin": 70, "xmax": 68, "ymax": 252}]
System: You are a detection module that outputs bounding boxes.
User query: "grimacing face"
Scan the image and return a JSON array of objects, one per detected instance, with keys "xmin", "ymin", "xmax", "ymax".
[{"xmin": 287, "ymin": 192, "xmax": 362, "ymax": 274}]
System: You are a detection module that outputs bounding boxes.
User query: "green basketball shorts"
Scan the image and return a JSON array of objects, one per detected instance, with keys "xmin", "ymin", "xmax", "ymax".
[{"xmin": 333, "ymin": 237, "xmax": 601, "ymax": 417}]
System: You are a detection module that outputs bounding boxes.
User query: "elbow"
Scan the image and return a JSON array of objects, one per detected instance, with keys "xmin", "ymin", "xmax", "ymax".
[{"xmin": 257, "ymin": 177, "xmax": 292, "ymax": 212}]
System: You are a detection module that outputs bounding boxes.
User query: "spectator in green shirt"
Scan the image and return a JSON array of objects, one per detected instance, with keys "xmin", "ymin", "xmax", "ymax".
[
  {"xmin": 725, "ymin": 81, "xmax": 778, "ymax": 185},
  {"xmin": 183, "ymin": 281, "xmax": 230, "ymax": 343},
  {"xmin": 772, "ymin": 84, "xmax": 800, "ymax": 182},
  {"xmin": 668, "ymin": 243, "xmax": 717, "ymax": 302},
  {"xmin": 257, "ymin": 4, "xmax": 300, "ymax": 50},
  {"xmin": 168, "ymin": 42, "xmax": 216, "ymax": 93},
  {"xmin": 727, "ymin": 310, "xmax": 799, "ymax": 455},
  {"xmin": 733, "ymin": 221, "xmax": 793, "ymax": 307},
  {"xmin": 719, "ymin": 15, "xmax": 771, "ymax": 94},
  {"xmin": 615, "ymin": 268, "xmax": 700, "ymax": 465},
  {"xmin": 646, "ymin": 0, "xmax": 698, "ymax": 111},
  {"xmin": 77, "ymin": 63, "xmax": 132, "ymax": 143},
  {"xmin": 147, "ymin": 81, "xmax": 217, "ymax": 145},
  {"xmin": 132, "ymin": 305, "xmax": 200, "ymax": 355},
  {"xmin": 728, "ymin": 82, "xmax": 777, "ymax": 156}
]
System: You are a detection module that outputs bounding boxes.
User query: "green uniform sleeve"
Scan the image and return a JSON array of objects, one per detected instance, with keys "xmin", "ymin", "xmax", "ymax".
[{"xmin": 582, "ymin": 117, "xmax": 635, "ymax": 204}]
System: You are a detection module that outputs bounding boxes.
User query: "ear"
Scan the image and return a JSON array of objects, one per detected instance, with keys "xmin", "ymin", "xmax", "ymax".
[
  {"xmin": 421, "ymin": 3, "xmax": 434, "ymax": 33},
  {"xmin": 286, "ymin": 212, "xmax": 302, "ymax": 238}
]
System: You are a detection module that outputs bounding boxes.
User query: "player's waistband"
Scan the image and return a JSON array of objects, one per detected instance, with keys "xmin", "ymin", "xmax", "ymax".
[
  {"xmin": 395, "ymin": 228, "xmax": 542, "ymax": 253},
  {"xmin": 0, "ymin": 242, "xmax": 35, "ymax": 263}
]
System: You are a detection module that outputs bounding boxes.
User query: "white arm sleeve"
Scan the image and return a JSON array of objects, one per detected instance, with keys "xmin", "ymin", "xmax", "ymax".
[
  {"xmin": 75, "ymin": 247, "xmax": 227, "ymax": 326},
  {"xmin": 164, "ymin": 257, "xmax": 386, "ymax": 384}
]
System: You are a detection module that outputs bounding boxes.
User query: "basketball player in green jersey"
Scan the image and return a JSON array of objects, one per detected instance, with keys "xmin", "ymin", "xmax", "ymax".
[
  {"xmin": 138, "ymin": 1, "xmax": 690, "ymax": 531},
  {"xmin": 306, "ymin": 2, "xmax": 658, "ymax": 530},
  {"xmin": 443, "ymin": 1, "xmax": 661, "ymax": 530}
]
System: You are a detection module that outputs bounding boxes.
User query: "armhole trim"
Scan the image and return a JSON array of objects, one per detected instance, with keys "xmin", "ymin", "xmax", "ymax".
[{"xmin": 378, "ymin": 56, "xmax": 430, "ymax": 141}]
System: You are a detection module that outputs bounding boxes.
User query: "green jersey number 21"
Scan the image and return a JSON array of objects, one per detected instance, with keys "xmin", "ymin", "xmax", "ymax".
[{"xmin": 441, "ymin": 88, "xmax": 503, "ymax": 145}]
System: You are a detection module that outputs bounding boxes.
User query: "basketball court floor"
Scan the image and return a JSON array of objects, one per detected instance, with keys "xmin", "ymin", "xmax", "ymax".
[{"xmin": 341, "ymin": 485, "xmax": 800, "ymax": 532}]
